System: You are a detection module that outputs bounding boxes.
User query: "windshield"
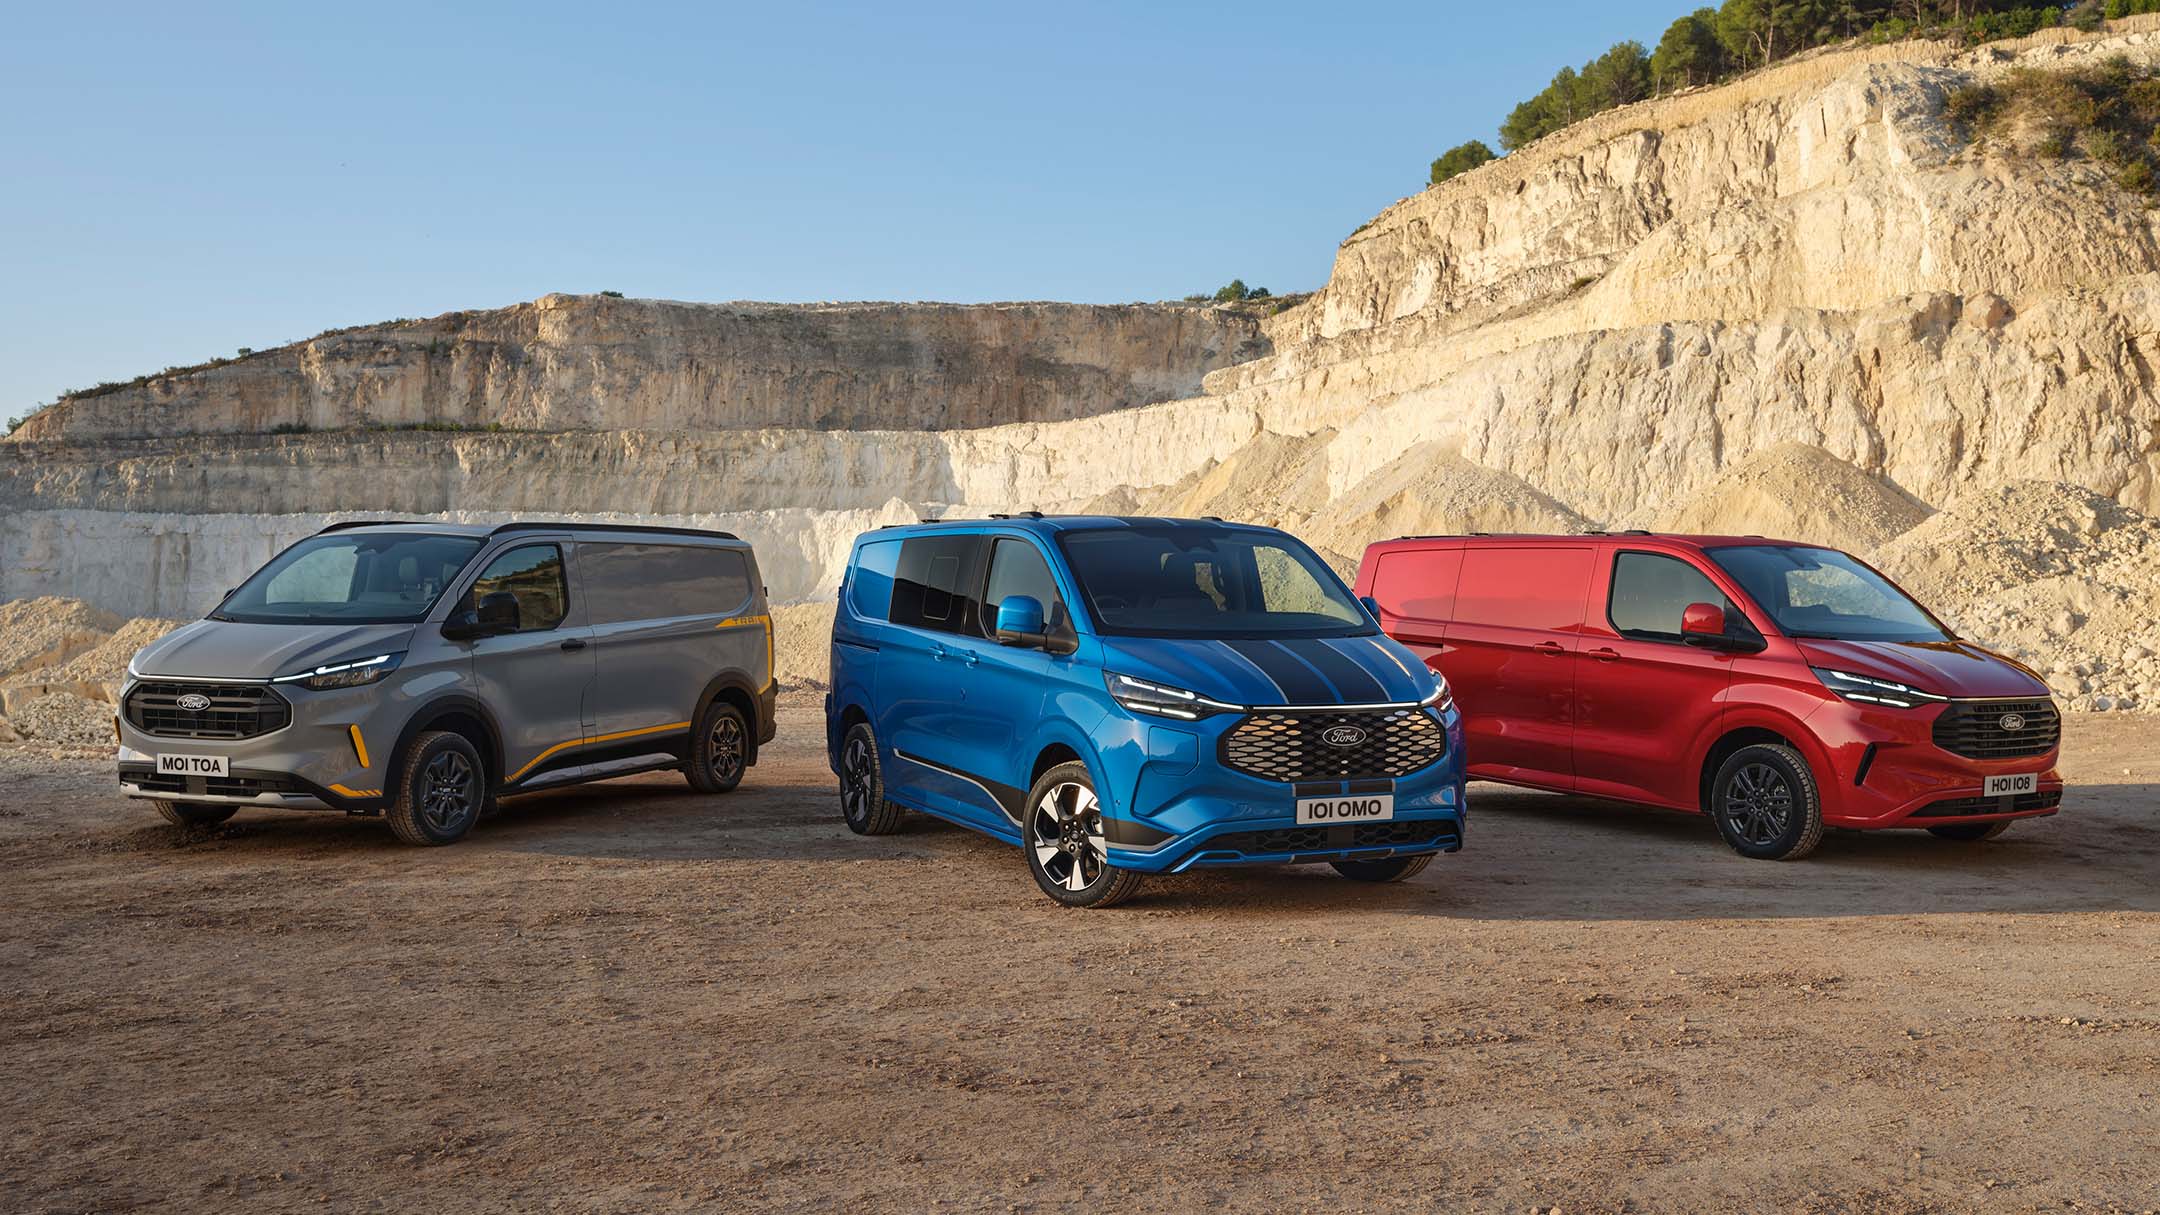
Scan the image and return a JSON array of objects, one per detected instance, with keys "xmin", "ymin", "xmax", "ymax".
[
  {"xmin": 214, "ymin": 533, "xmax": 483, "ymax": 624},
  {"xmin": 1055, "ymin": 525, "xmax": 1372, "ymax": 639},
  {"xmin": 1706, "ymin": 545, "xmax": 1951, "ymax": 644}
]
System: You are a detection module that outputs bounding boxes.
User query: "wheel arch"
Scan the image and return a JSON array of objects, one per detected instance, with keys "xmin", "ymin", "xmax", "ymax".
[
  {"xmin": 390, "ymin": 694, "xmax": 506, "ymax": 790},
  {"xmin": 694, "ymin": 671, "xmax": 763, "ymax": 763},
  {"xmin": 1696, "ymin": 712, "xmax": 1831, "ymax": 814}
]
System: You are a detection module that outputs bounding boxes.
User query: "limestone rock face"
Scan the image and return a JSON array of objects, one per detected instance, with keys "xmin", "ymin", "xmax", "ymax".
[{"xmin": 11, "ymin": 296, "xmax": 1268, "ymax": 441}]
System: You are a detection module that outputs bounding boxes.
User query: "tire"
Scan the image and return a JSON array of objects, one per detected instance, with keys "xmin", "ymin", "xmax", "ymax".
[
  {"xmin": 1330, "ymin": 853, "xmax": 1435, "ymax": 883},
  {"xmin": 1929, "ymin": 820, "xmax": 2013, "ymax": 842},
  {"xmin": 152, "ymin": 800, "xmax": 236, "ymax": 828},
  {"xmin": 685, "ymin": 699, "xmax": 750, "ymax": 794},
  {"xmin": 1710, "ymin": 742, "xmax": 1824, "ymax": 861},
  {"xmin": 837, "ymin": 722, "xmax": 904, "ymax": 835},
  {"xmin": 385, "ymin": 731, "xmax": 487, "ymax": 846},
  {"xmin": 1023, "ymin": 761, "xmax": 1143, "ymax": 909}
]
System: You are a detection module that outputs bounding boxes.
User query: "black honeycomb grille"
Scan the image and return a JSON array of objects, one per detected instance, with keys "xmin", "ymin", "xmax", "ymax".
[
  {"xmin": 1931, "ymin": 699, "xmax": 2060, "ymax": 760},
  {"xmin": 1219, "ymin": 708, "xmax": 1447, "ymax": 783},
  {"xmin": 124, "ymin": 682, "xmax": 291, "ymax": 740},
  {"xmin": 1915, "ymin": 789, "xmax": 2061, "ymax": 818},
  {"xmin": 1207, "ymin": 821, "xmax": 1459, "ymax": 857}
]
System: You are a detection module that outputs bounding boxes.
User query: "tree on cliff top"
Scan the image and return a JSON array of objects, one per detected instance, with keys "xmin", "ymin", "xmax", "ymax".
[
  {"xmin": 1652, "ymin": 9, "xmax": 1729, "ymax": 90},
  {"xmin": 1430, "ymin": 140, "xmax": 1497, "ymax": 184}
]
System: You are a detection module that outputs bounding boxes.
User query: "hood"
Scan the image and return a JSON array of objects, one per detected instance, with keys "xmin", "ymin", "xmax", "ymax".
[
  {"xmin": 1797, "ymin": 639, "xmax": 2050, "ymax": 700},
  {"xmin": 1097, "ymin": 633, "xmax": 1437, "ymax": 707},
  {"xmin": 132, "ymin": 619, "xmax": 419, "ymax": 682}
]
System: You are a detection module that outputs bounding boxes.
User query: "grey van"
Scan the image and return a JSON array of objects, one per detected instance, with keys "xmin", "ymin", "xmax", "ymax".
[{"xmin": 116, "ymin": 520, "xmax": 776, "ymax": 845}]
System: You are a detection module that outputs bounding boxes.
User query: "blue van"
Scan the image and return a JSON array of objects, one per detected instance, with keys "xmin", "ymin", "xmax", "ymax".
[{"xmin": 825, "ymin": 515, "xmax": 1467, "ymax": 907}]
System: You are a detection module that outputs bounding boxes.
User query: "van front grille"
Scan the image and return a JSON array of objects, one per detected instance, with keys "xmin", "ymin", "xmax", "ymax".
[
  {"xmin": 1931, "ymin": 699, "xmax": 2060, "ymax": 760},
  {"xmin": 1207, "ymin": 821, "xmax": 1460, "ymax": 857},
  {"xmin": 1219, "ymin": 708, "xmax": 1448, "ymax": 783},
  {"xmin": 124, "ymin": 682, "xmax": 291, "ymax": 740},
  {"xmin": 1915, "ymin": 789, "xmax": 2062, "ymax": 818}
]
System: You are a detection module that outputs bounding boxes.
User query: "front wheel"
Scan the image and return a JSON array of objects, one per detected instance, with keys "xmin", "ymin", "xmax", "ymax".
[
  {"xmin": 385, "ymin": 731, "xmax": 486, "ymax": 846},
  {"xmin": 1710, "ymin": 743, "xmax": 1824, "ymax": 861},
  {"xmin": 1023, "ymin": 761, "xmax": 1143, "ymax": 909},
  {"xmin": 685, "ymin": 699, "xmax": 749, "ymax": 794},
  {"xmin": 153, "ymin": 800, "xmax": 236, "ymax": 828},
  {"xmin": 1929, "ymin": 820, "xmax": 2013, "ymax": 842},
  {"xmin": 1331, "ymin": 854, "xmax": 1434, "ymax": 883}
]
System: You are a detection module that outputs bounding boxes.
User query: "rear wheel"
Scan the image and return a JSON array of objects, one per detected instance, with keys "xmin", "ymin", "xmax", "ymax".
[
  {"xmin": 1330, "ymin": 854, "xmax": 1435, "ymax": 883},
  {"xmin": 152, "ymin": 800, "xmax": 236, "ymax": 828},
  {"xmin": 1710, "ymin": 743, "xmax": 1824, "ymax": 861},
  {"xmin": 1929, "ymin": 820, "xmax": 2013, "ymax": 841},
  {"xmin": 837, "ymin": 722, "xmax": 904, "ymax": 835},
  {"xmin": 685, "ymin": 699, "xmax": 749, "ymax": 794},
  {"xmin": 385, "ymin": 731, "xmax": 486, "ymax": 846},
  {"xmin": 1023, "ymin": 761, "xmax": 1143, "ymax": 909}
]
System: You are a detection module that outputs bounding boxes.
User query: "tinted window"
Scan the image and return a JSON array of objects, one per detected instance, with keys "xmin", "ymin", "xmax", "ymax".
[
  {"xmin": 1708, "ymin": 544, "xmax": 1950, "ymax": 643},
  {"xmin": 1608, "ymin": 552, "xmax": 1744, "ymax": 641},
  {"xmin": 215, "ymin": 532, "xmax": 481, "ymax": 625},
  {"xmin": 1372, "ymin": 548, "xmax": 1464, "ymax": 622},
  {"xmin": 848, "ymin": 539, "xmax": 901, "ymax": 622},
  {"xmin": 978, "ymin": 537, "xmax": 1072, "ymax": 635},
  {"xmin": 891, "ymin": 535, "xmax": 986, "ymax": 637},
  {"xmin": 1055, "ymin": 525, "xmax": 1368, "ymax": 639},
  {"xmin": 1452, "ymin": 547, "xmax": 1593, "ymax": 631},
  {"xmin": 471, "ymin": 544, "xmax": 568, "ymax": 632},
  {"xmin": 583, "ymin": 543, "xmax": 753, "ymax": 626}
]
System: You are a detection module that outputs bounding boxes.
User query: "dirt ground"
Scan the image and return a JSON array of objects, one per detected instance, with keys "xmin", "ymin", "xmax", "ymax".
[{"xmin": 2, "ymin": 696, "xmax": 2155, "ymax": 1214}]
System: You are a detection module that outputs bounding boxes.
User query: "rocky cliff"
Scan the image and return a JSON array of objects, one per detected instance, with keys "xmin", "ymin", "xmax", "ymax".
[{"xmin": 6, "ymin": 22, "xmax": 2160, "ymax": 707}]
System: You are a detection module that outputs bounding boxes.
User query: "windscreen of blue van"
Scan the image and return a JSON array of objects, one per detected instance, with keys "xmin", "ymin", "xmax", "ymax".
[{"xmin": 1056, "ymin": 525, "xmax": 1369, "ymax": 639}]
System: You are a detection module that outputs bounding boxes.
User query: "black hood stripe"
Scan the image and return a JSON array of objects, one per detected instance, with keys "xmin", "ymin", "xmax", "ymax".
[
  {"xmin": 1223, "ymin": 640, "xmax": 1332, "ymax": 703},
  {"xmin": 1281, "ymin": 638, "xmax": 1389, "ymax": 702}
]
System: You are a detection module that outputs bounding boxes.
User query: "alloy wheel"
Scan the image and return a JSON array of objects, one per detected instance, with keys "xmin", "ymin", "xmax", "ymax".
[
  {"xmin": 1723, "ymin": 761, "xmax": 1793, "ymax": 847},
  {"xmin": 421, "ymin": 751, "xmax": 478, "ymax": 835},
  {"xmin": 1029, "ymin": 781, "xmax": 1107, "ymax": 893},
  {"xmin": 840, "ymin": 733, "xmax": 875, "ymax": 822},
  {"xmin": 709, "ymin": 714, "xmax": 746, "ymax": 784}
]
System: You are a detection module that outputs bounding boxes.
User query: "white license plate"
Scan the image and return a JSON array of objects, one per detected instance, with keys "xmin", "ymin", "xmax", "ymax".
[
  {"xmin": 156, "ymin": 754, "xmax": 229, "ymax": 778},
  {"xmin": 1983, "ymin": 773, "xmax": 2038, "ymax": 797},
  {"xmin": 1295, "ymin": 793, "xmax": 1394, "ymax": 825}
]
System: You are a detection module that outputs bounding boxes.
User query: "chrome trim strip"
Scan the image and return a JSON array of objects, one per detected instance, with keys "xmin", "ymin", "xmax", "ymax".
[{"xmin": 119, "ymin": 784, "xmax": 330, "ymax": 809}]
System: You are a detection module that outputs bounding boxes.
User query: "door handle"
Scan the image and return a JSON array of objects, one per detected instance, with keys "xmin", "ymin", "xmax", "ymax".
[
  {"xmin": 1589, "ymin": 647, "xmax": 1620, "ymax": 663},
  {"xmin": 929, "ymin": 643, "xmax": 946, "ymax": 662},
  {"xmin": 1534, "ymin": 641, "xmax": 1567, "ymax": 657},
  {"xmin": 559, "ymin": 637, "xmax": 588, "ymax": 652},
  {"xmin": 961, "ymin": 650, "xmax": 979, "ymax": 667}
]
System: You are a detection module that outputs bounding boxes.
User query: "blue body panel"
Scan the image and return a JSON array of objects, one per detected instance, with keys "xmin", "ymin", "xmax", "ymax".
[{"xmin": 826, "ymin": 517, "xmax": 1468, "ymax": 873}]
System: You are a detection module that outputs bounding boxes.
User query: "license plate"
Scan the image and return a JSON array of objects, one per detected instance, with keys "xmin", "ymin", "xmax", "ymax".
[
  {"xmin": 1295, "ymin": 793, "xmax": 1394, "ymax": 825},
  {"xmin": 156, "ymin": 754, "xmax": 229, "ymax": 778},
  {"xmin": 1983, "ymin": 773, "xmax": 2038, "ymax": 797}
]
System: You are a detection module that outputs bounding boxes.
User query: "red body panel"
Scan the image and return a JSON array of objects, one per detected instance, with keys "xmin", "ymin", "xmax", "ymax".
[{"xmin": 1354, "ymin": 533, "xmax": 2064, "ymax": 830}]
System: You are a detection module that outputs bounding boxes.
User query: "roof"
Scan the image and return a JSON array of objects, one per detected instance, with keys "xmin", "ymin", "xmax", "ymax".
[
  {"xmin": 1365, "ymin": 531, "xmax": 1822, "ymax": 551},
  {"xmin": 314, "ymin": 519, "xmax": 743, "ymax": 542},
  {"xmin": 871, "ymin": 514, "xmax": 1288, "ymax": 538}
]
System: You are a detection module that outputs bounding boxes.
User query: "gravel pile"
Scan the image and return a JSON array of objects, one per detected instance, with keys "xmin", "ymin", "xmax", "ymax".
[
  {"xmin": 8, "ymin": 692, "xmax": 115, "ymax": 745},
  {"xmin": 0, "ymin": 597, "xmax": 119, "ymax": 681}
]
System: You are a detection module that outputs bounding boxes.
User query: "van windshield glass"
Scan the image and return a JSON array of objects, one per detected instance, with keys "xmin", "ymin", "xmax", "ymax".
[
  {"xmin": 213, "ymin": 533, "xmax": 483, "ymax": 624},
  {"xmin": 1706, "ymin": 545, "xmax": 1950, "ymax": 643},
  {"xmin": 1055, "ymin": 525, "xmax": 1372, "ymax": 639}
]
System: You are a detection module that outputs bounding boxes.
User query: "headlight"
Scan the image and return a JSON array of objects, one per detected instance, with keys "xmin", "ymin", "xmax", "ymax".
[
  {"xmin": 1810, "ymin": 667, "xmax": 1946, "ymax": 709},
  {"xmin": 1420, "ymin": 674, "xmax": 1454, "ymax": 713},
  {"xmin": 1104, "ymin": 673, "xmax": 1238, "ymax": 720},
  {"xmin": 273, "ymin": 652, "xmax": 404, "ymax": 691}
]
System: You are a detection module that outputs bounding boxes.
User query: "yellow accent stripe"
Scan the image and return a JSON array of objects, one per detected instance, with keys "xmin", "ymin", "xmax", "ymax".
[
  {"xmin": 506, "ymin": 721, "xmax": 691, "ymax": 783},
  {"xmin": 717, "ymin": 613, "xmax": 776, "ymax": 694},
  {"xmin": 348, "ymin": 725, "xmax": 370, "ymax": 769},
  {"xmin": 329, "ymin": 784, "xmax": 382, "ymax": 798}
]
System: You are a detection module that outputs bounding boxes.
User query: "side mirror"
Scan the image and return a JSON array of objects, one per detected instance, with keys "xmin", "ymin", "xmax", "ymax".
[
  {"xmin": 444, "ymin": 591, "xmax": 520, "ymax": 640},
  {"xmin": 1680, "ymin": 601, "xmax": 1725, "ymax": 638},
  {"xmin": 1360, "ymin": 595, "xmax": 1384, "ymax": 623},
  {"xmin": 994, "ymin": 595, "xmax": 1048, "ymax": 649}
]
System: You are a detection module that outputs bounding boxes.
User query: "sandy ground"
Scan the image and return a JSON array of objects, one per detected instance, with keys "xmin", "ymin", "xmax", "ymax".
[{"xmin": 2, "ymin": 696, "xmax": 2156, "ymax": 1214}]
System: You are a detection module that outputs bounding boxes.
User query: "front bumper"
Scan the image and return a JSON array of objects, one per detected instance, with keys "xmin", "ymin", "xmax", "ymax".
[
  {"xmin": 113, "ymin": 676, "xmax": 412, "ymax": 813},
  {"xmin": 1812, "ymin": 698, "xmax": 2064, "ymax": 828}
]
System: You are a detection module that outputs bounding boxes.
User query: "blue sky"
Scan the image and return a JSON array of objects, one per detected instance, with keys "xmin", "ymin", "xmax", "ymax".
[{"xmin": 2, "ymin": 1, "xmax": 1677, "ymax": 416}]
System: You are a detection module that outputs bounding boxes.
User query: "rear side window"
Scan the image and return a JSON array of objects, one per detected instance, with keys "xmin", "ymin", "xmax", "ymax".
[
  {"xmin": 471, "ymin": 544, "xmax": 568, "ymax": 632},
  {"xmin": 582, "ymin": 542, "xmax": 752, "ymax": 625},
  {"xmin": 892, "ymin": 535, "xmax": 987, "ymax": 637},
  {"xmin": 1452, "ymin": 547, "xmax": 1594, "ymax": 631},
  {"xmin": 1372, "ymin": 548, "xmax": 1464, "ymax": 623},
  {"xmin": 1608, "ymin": 552, "xmax": 1740, "ymax": 641},
  {"xmin": 978, "ymin": 537, "xmax": 1071, "ymax": 634},
  {"xmin": 848, "ymin": 539, "xmax": 902, "ymax": 622}
]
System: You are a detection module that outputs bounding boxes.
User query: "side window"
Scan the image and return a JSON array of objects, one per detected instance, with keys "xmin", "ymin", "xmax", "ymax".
[
  {"xmin": 1608, "ymin": 551, "xmax": 1740, "ymax": 641},
  {"xmin": 891, "ymin": 535, "xmax": 986, "ymax": 637},
  {"xmin": 979, "ymin": 538, "xmax": 1072, "ymax": 635},
  {"xmin": 471, "ymin": 544, "xmax": 568, "ymax": 632},
  {"xmin": 848, "ymin": 539, "xmax": 902, "ymax": 622},
  {"xmin": 582, "ymin": 543, "xmax": 751, "ymax": 624}
]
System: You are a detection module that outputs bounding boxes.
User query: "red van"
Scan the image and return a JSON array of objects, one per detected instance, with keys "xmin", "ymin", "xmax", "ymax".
[{"xmin": 1353, "ymin": 534, "xmax": 2063, "ymax": 860}]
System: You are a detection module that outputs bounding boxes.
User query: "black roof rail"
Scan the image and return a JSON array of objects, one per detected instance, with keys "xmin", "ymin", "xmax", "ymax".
[
  {"xmin": 988, "ymin": 510, "xmax": 1046, "ymax": 520},
  {"xmin": 1619, "ymin": 528, "xmax": 1653, "ymax": 535},
  {"xmin": 316, "ymin": 519, "xmax": 431, "ymax": 533},
  {"xmin": 489, "ymin": 521, "xmax": 742, "ymax": 541}
]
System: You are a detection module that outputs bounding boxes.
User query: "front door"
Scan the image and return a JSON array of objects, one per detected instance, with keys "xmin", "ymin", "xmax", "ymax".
[
  {"xmin": 460, "ymin": 540, "xmax": 596, "ymax": 785},
  {"xmin": 1442, "ymin": 545, "xmax": 1596, "ymax": 790},
  {"xmin": 939, "ymin": 535, "xmax": 1075, "ymax": 829},
  {"xmin": 874, "ymin": 534, "xmax": 1008, "ymax": 830}
]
